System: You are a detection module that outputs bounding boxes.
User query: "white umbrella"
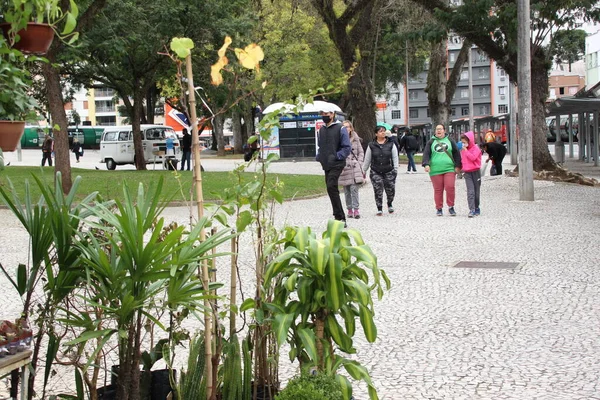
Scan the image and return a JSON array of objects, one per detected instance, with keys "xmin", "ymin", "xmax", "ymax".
[
  {"xmin": 261, "ymin": 102, "xmax": 295, "ymax": 114},
  {"xmin": 302, "ymin": 100, "xmax": 342, "ymax": 113}
]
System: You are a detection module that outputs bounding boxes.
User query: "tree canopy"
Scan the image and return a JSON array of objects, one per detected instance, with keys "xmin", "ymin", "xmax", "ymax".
[{"xmin": 550, "ymin": 29, "xmax": 587, "ymax": 72}]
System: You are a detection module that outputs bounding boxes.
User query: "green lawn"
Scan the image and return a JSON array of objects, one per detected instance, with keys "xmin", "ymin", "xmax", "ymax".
[{"xmin": 0, "ymin": 167, "xmax": 326, "ymax": 204}]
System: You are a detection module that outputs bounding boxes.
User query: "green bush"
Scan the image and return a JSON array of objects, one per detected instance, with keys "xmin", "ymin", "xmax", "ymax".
[{"xmin": 275, "ymin": 372, "xmax": 344, "ymax": 400}]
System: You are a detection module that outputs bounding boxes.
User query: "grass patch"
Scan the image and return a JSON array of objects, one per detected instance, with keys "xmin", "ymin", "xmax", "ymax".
[
  {"xmin": 0, "ymin": 167, "xmax": 326, "ymax": 204},
  {"xmin": 399, "ymin": 154, "xmax": 423, "ymax": 164}
]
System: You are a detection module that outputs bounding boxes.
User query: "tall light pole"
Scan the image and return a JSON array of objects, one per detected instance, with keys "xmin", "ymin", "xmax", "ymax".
[
  {"xmin": 468, "ymin": 44, "xmax": 474, "ymax": 133},
  {"xmin": 517, "ymin": 0, "xmax": 534, "ymax": 200}
]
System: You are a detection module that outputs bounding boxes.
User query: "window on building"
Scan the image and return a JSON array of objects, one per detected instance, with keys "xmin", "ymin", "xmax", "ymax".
[
  {"xmin": 460, "ymin": 88, "xmax": 468, "ymax": 98},
  {"xmin": 589, "ymin": 54, "xmax": 594, "ymax": 68},
  {"xmin": 479, "ymin": 105, "xmax": 489, "ymax": 115},
  {"xmin": 498, "ymin": 68, "xmax": 506, "ymax": 76},
  {"xmin": 498, "ymin": 104, "xmax": 508, "ymax": 114},
  {"xmin": 498, "ymin": 86, "xmax": 506, "ymax": 95},
  {"xmin": 478, "ymin": 87, "xmax": 490, "ymax": 97},
  {"xmin": 569, "ymin": 86, "xmax": 578, "ymax": 95},
  {"xmin": 95, "ymin": 87, "xmax": 115, "ymax": 97},
  {"xmin": 461, "ymin": 70, "xmax": 469, "ymax": 80},
  {"xmin": 391, "ymin": 110, "xmax": 402, "ymax": 119},
  {"xmin": 396, "ymin": 92, "xmax": 401, "ymax": 101},
  {"xmin": 95, "ymin": 100, "xmax": 114, "ymax": 112},
  {"xmin": 449, "ymin": 52, "xmax": 456, "ymax": 62},
  {"xmin": 451, "ymin": 108, "xmax": 456, "ymax": 116},
  {"xmin": 477, "ymin": 51, "xmax": 488, "ymax": 63},
  {"xmin": 478, "ymin": 68, "xmax": 489, "ymax": 79},
  {"xmin": 96, "ymin": 116, "xmax": 116, "ymax": 126},
  {"xmin": 409, "ymin": 109, "xmax": 419, "ymax": 119},
  {"xmin": 462, "ymin": 107, "xmax": 469, "ymax": 116},
  {"xmin": 559, "ymin": 87, "xmax": 565, "ymax": 95},
  {"xmin": 426, "ymin": 108, "xmax": 430, "ymax": 117},
  {"xmin": 409, "ymin": 90, "xmax": 418, "ymax": 100},
  {"xmin": 549, "ymin": 88, "xmax": 556, "ymax": 98},
  {"xmin": 83, "ymin": 101, "xmax": 88, "ymax": 110}
]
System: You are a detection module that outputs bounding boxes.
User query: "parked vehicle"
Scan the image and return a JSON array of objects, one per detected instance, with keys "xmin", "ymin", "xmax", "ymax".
[
  {"xmin": 99, "ymin": 125, "xmax": 180, "ymax": 170},
  {"xmin": 546, "ymin": 116, "xmax": 578, "ymax": 143}
]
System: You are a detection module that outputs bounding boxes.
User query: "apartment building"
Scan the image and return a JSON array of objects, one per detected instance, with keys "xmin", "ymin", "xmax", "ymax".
[
  {"xmin": 547, "ymin": 63, "xmax": 586, "ymax": 101},
  {"xmin": 376, "ymin": 35, "xmax": 510, "ymax": 128},
  {"xmin": 586, "ymin": 30, "xmax": 600, "ymax": 89}
]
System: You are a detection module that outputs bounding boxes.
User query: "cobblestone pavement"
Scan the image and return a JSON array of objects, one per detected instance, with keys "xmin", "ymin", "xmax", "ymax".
[{"xmin": 1, "ymin": 153, "xmax": 600, "ymax": 399}]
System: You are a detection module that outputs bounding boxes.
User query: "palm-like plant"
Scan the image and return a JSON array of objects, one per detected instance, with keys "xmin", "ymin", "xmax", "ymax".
[
  {"xmin": 263, "ymin": 220, "xmax": 391, "ymax": 400},
  {"xmin": 70, "ymin": 179, "xmax": 235, "ymax": 400}
]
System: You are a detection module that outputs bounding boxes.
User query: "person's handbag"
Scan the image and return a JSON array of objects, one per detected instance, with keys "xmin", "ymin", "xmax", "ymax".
[{"xmin": 480, "ymin": 161, "xmax": 489, "ymax": 176}]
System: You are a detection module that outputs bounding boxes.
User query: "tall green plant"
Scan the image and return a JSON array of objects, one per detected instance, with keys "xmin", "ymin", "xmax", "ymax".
[
  {"xmin": 263, "ymin": 220, "xmax": 391, "ymax": 400},
  {"xmin": 67, "ymin": 178, "xmax": 235, "ymax": 400},
  {"xmin": 0, "ymin": 172, "xmax": 101, "ymax": 399}
]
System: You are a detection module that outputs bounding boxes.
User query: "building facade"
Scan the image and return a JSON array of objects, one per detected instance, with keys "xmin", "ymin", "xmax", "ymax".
[
  {"xmin": 376, "ymin": 35, "xmax": 510, "ymax": 129},
  {"xmin": 586, "ymin": 30, "xmax": 600, "ymax": 89}
]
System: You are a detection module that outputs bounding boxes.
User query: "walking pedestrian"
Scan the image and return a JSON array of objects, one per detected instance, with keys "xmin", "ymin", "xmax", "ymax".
[
  {"xmin": 41, "ymin": 134, "xmax": 53, "ymax": 166},
  {"xmin": 482, "ymin": 141, "xmax": 507, "ymax": 176},
  {"xmin": 422, "ymin": 125, "xmax": 462, "ymax": 216},
  {"xmin": 72, "ymin": 138, "xmax": 82, "ymax": 163},
  {"xmin": 459, "ymin": 131, "xmax": 482, "ymax": 217},
  {"xmin": 338, "ymin": 121, "xmax": 364, "ymax": 219},
  {"xmin": 363, "ymin": 125, "xmax": 399, "ymax": 216},
  {"xmin": 180, "ymin": 128, "xmax": 192, "ymax": 170},
  {"xmin": 399, "ymin": 128, "xmax": 419, "ymax": 173},
  {"xmin": 316, "ymin": 110, "xmax": 351, "ymax": 225}
]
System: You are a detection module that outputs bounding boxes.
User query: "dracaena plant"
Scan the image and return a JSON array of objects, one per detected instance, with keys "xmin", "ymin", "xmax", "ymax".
[{"xmin": 261, "ymin": 219, "xmax": 391, "ymax": 400}]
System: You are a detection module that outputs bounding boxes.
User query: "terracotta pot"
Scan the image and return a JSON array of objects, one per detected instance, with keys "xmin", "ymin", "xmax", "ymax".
[
  {"xmin": 0, "ymin": 22, "xmax": 55, "ymax": 55},
  {"xmin": 0, "ymin": 121, "xmax": 26, "ymax": 152}
]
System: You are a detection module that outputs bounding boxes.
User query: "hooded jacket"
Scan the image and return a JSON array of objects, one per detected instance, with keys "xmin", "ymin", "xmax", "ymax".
[
  {"xmin": 338, "ymin": 133, "xmax": 364, "ymax": 186},
  {"xmin": 459, "ymin": 131, "xmax": 482, "ymax": 173}
]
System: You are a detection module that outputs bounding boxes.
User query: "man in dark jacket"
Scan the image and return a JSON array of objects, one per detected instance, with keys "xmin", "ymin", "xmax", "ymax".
[
  {"xmin": 180, "ymin": 128, "xmax": 192, "ymax": 171},
  {"xmin": 482, "ymin": 142, "xmax": 507, "ymax": 176},
  {"xmin": 316, "ymin": 110, "xmax": 351, "ymax": 224},
  {"xmin": 41, "ymin": 134, "xmax": 53, "ymax": 166},
  {"xmin": 399, "ymin": 129, "xmax": 419, "ymax": 173}
]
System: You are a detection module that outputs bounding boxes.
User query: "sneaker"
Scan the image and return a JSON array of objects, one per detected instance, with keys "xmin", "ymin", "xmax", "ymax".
[
  {"xmin": 376, "ymin": 210, "xmax": 383, "ymax": 216},
  {"xmin": 474, "ymin": 208, "xmax": 480, "ymax": 216},
  {"xmin": 406, "ymin": 171, "xmax": 411, "ymax": 174},
  {"xmin": 343, "ymin": 220, "xmax": 347, "ymax": 228},
  {"xmin": 436, "ymin": 208, "xmax": 443, "ymax": 217},
  {"xmin": 448, "ymin": 207, "xmax": 457, "ymax": 216},
  {"xmin": 468, "ymin": 210, "xmax": 475, "ymax": 218},
  {"xmin": 354, "ymin": 209, "xmax": 361, "ymax": 219},
  {"xmin": 347, "ymin": 209, "xmax": 354, "ymax": 219},
  {"xmin": 388, "ymin": 206, "xmax": 394, "ymax": 214}
]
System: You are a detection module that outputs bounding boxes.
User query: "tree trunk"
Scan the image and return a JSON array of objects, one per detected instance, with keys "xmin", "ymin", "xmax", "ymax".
[
  {"xmin": 346, "ymin": 59, "xmax": 377, "ymax": 145},
  {"xmin": 531, "ymin": 55, "xmax": 556, "ymax": 171},
  {"xmin": 231, "ymin": 110, "xmax": 243, "ymax": 154},
  {"xmin": 213, "ymin": 114, "xmax": 225, "ymax": 157},
  {"xmin": 132, "ymin": 87, "xmax": 147, "ymax": 170},
  {"xmin": 241, "ymin": 105, "xmax": 254, "ymax": 146},
  {"xmin": 314, "ymin": 316, "xmax": 325, "ymax": 371},
  {"xmin": 426, "ymin": 40, "xmax": 450, "ymax": 128},
  {"xmin": 41, "ymin": 56, "xmax": 72, "ymax": 194}
]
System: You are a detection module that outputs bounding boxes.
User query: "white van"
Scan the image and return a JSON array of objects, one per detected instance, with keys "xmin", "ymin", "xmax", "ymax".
[{"xmin": 99, "ymin": 125, "xmax": 180, "ymax": 170}]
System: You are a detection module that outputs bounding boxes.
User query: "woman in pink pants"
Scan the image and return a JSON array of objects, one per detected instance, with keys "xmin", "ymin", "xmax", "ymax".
[{"xmin": 422, "ymin": 125, "xmax": 462, "ymax": 216}]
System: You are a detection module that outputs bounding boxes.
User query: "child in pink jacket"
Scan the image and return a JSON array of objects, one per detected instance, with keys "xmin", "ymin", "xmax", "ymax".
[{"xmin": 459, "ymin": 131, "xmax": 482, "ymax": 217}]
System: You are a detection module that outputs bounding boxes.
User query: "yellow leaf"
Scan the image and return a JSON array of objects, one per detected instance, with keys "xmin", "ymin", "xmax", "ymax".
[
  {"xmin": 261, "ymin": 81, "xmax": 267, "ymax": 89},
  {"xmin": 210, "ymin": 57, "xmax": 228, "ymax": 86},
  {"xmin": 235, "ymin": 43, "xmax": 264, "ymax": 71},
  {"xmin": 218, "ymin": 36, "xmax": 232, "ymax": 58}
]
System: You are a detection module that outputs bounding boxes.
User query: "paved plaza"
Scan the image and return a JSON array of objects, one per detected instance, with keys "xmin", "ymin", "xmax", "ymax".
[{"xmin": 1, "ymin": 149, "xmax": 600, "ymax": 399}]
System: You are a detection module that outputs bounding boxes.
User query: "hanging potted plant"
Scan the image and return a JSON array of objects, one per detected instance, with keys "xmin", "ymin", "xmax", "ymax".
[
  {"xmin": 0, "ymin": 45, "xmax": 39, "ymax": 152},
  {"xmin": 0, "ymin": 0, "xmax": 79, "ymax": 55}
]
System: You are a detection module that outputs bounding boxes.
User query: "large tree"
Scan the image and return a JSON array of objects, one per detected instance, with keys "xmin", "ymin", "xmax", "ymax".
[
  {"xmin": 550, "ymin": 29, "xmax": 587, "ymax": 72},
  {"xmin": 41, "ymin": 0, "xmax": 107, "ymax": 194},
  {"xmin": 309, "ymin": 0, "xmax": 379, "ymax": 143},
  {"xmin": 413, "ymin": 0, "xmax": 600, "ymax": 171}
]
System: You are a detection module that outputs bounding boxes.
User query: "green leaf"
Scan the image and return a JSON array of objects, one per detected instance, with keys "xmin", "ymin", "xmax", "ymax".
[
  {"xmin": 325, "ymin": 254, "xmax": 344, "ymax": 312},
  {"xmin": 273, "ymin": 313, "xmax": 294, "ymax": 347},
  {"xmin": 343, "ymin": 278, "xmax": 371, "ymax": 306},
  {"xmin": 336, "ymin": 374, "xmax": 353, "ymax": 400},
  {"xmin": 293, "ymin": 226, "xmax": 311, "ymax": 252},
  {"xmin": 297, "ymin": 277, "xmax": 313, "ymax": 304},
  {"xmin": 308, "ymin": 239, "xmax": 329, "ymax": 275},
  {"xmin": 297, "ymin": 327, "xmax": 318, "ymax": 362},
  {"xmin": 284, "ymin": 271, "xmax": 298, "ymax": 292},
  {"xmin": 17, "ymin": 263, "xmax": 27, "ymax": 295},
  {"xmin": 75, "ymin": 368, "xmax": 84, "ymax": 400},
  {"xmin": 359, "ymin": 305, "xmax": 377, "ymax": 343},
  {"xmin": 325, "ymin": 314, "xmax": 353, "ymax": 352},
  {"xmin": 170, "ymin": 37, "xmax": 195, "ymax": 58},
  {"xmin": 340, "ymin": 305, "xmax": 356, "ymax": 337},
  {"xmin": 240, "ymin": 298, "xmax": 256, "ymax": 312},
  {"xmin": 236, "ymin": 210, "xmax": 253, "ymax": 232},
  {"xmin": 66, "ymin": 329, "xmax": 115, "ymax": 346}
]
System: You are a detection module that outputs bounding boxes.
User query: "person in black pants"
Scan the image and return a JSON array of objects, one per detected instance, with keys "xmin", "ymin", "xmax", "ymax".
[
  {"xmin": 316, "ymin": 110, "xmax": 351, "ymax": 225},
  {"xmin": 482, "ymin": 142, "xmax": 507, "ymax": 176},
  {"xmin": 41, "ymin": 134, "xmax": 53, "ymax": 166},
  {"xmin": 180, "ymin": 128, "xmax": 192, "ymax": 171}
]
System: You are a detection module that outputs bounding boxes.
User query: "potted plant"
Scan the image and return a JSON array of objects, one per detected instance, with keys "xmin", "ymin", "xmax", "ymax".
[
  {"xmin": 0, "ymin": 0, "xmax": 79, "ymax": 54},
  {"xmin": 0, "ymin": 46, "xmax": 39, "ymax": 151}
]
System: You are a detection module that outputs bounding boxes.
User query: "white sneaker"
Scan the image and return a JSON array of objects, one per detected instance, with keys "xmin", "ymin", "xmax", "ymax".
[{"xmin": 406, "ymin": 171, "xmax": 410, "ymax": 174}]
